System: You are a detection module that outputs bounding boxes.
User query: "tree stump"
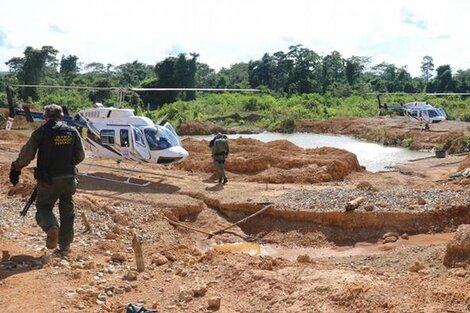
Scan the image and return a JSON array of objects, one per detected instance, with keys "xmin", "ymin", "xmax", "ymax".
[{"xmin": 81, "ymin": 212, "xmax": 91, "ymax": 232}]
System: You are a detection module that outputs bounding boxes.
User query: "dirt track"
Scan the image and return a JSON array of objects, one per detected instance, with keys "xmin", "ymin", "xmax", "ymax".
[{"xmin": 2, "ymin": 117, "xmax": 470, "ymax": 312}]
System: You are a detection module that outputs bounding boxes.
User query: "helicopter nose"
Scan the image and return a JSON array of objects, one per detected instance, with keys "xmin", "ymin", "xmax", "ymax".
[
  {"xmin": 164, "ymin": 146, "xmax": 189, "ymax": 160},
  {"xmin": 152, "ymin": 146, "xmax": 189, "ymax": 164},
  {"xmin": 175, "ymin": 146, "xmax": 189, "ymax": 159}
]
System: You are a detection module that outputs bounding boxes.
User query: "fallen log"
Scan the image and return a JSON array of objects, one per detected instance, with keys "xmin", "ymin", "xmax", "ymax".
[
  {"xmin": 209, "ymin": 204, "xmax": 274, "ymax": 238},
  {"xmin": 162, "ymin": 215, "xmax": 214, "ymax": 236}
]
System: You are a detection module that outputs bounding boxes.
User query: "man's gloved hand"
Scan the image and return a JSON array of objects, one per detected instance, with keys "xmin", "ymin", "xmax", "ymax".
[{"xmin": 9, "ymin": 162, "xmax": 21, "ymax": 186}]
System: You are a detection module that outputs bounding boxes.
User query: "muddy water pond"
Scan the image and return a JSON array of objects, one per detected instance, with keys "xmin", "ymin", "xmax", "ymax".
[{"xmin": 190, "ymin": 132, "xmax": 432, "ymax": 172}]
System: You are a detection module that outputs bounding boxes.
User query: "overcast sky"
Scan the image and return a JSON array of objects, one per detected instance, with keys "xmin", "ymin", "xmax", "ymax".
[{"xmin": 0, "ymin": 0, "xmax": 468, "ymax": 77}]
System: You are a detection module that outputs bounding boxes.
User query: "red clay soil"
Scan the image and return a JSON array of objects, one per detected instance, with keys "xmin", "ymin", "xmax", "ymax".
[
  {"xmin": 174, "ymin": 138, "xmax": 363, "ymax": 184},
  {"xmin": 458, "ymin": 155, "xmax": 470, "ymax": 171},
  {"xmin": 177, "ymin": 120, "xmax": 226, "ymax": 135},
  {"xmin": 0, "ymin": 163, "xmax": 35, "ymax": 197},
  {"xmin": 0, "ymin": 130, "xmax": 29, "ymax": 142},
  {"xmin": 2, "ymin": 122, "xmax": 470, "ymax": 312}
]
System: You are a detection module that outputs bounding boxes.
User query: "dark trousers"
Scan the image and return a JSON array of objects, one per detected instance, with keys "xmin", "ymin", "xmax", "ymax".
[
  {"xmin": 35, "ymin": 177, "xmax": 77, "ymax": 249},
  {"xmin": 213, "ymin": 158, "xmax": 226, "ymax": 181}
]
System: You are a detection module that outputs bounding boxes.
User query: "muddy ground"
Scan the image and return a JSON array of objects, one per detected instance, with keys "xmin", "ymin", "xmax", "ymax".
[{"xmin": 2, "ymin": 117, "xmax": 470, "ymax": 313}]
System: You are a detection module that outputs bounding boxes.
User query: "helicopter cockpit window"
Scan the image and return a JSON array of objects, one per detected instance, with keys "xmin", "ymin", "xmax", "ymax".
[
  {"xmin": 120, "ymin": 129, "xmax": 130, "ymax": 147},
  {"xmin": 437, "ymin": 108, "xmax": 447, "ymax": 117},
  {"xmin": 144, "ymin": 127, "xmax": 172, "ymax": 151},
  {"xmin": 100, "ymin": 129, "xmax": 115, "ymax": 145},
  {"xmin": 428, "ymin": 110, "xmax": 439, "ymax": 118},
  {"xmin": 133, "ymin": 128, "xmax": 145, "ymax": 146}
]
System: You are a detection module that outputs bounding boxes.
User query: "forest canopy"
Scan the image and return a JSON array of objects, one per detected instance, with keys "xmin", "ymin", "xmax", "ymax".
[{"xmin": 1, "ymin": 44, "xmax": 469, "ymax": 127}]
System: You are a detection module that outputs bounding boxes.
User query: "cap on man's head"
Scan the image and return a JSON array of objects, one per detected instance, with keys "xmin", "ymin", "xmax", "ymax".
[{"xmin": 44, "ymin": 104, "xmax": 63, "ymax": 119}]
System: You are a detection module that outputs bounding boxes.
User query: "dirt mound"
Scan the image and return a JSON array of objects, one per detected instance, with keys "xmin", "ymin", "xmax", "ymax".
[
  {"xmin": 458, "ymin": 155, "xmax": 470, "ymax": 171},
  {"xmin": 177, "ymin": 120, "xmax": 226, "ymax": 135},
  {"xmin": 176, "ymin": 138, "xmax": 362, "ymax": 183},
  {"xmin": 0, "ymin": 130, "xmax": 29, "ymax": 142},
  {"xmin": 0, "ymin": 163, "xmax": 36, "ymax": 197},
  {"xmin": 443, "ymin": 224, "xmax": 470, "ymax": 267}
]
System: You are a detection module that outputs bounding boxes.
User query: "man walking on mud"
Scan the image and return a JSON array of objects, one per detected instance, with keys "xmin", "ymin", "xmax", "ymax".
[
  {"xmin": 9, "ymin": 104, "xmax": 85, "ymax": 254},
  {"xmin": 209, "ymin": 133, "xmax": 229, "ymax": 184}
]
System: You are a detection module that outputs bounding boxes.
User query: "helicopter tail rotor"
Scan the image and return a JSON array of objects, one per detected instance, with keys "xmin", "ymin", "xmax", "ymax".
[
  {"xmin": 5, "ymin": 86, "xmax": 17, "ymax": 130},
  {"xmin": 22, "ymin": 106, "xmax": 35, "ymax": 123},
  {"xmin": 377, "ymin": 95, "xmax": 383, "ymax": 109},
  {"xmin": 6, "ymin": 85, "xmax": 16, "ymax": 119}
]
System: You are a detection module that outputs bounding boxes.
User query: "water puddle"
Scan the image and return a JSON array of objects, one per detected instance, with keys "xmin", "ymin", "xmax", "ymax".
[
  {"xmin": 190, "ymin": 132, "xmax": 432, "ymax": 172},
  {"xmin": 213, "ymin": 242, "xmax": 261, "ymax": 256},
  {"xmin": 205, "ymin": 233, "xmax": 453, "ymax": 261}
]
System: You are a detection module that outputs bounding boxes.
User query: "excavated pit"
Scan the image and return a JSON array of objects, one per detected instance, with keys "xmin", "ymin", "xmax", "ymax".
[
  {"xmin": 191, "ymin": 198, "xmax": 467, "ymax": 261},
  {"xmin": 186, "ymin": 181, "xmax": 470, "ymax": 247},
  {"xmin": 214, "ymin": 205, "xmax": 470, "ymax": 245}
]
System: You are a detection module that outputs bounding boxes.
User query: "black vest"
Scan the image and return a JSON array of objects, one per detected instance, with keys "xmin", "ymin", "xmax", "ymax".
[{"xmin": 36, "ymin": 120, "xmax": 77, "ymax": 178}]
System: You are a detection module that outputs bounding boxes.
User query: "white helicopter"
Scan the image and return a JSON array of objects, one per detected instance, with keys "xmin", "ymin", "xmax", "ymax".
[
  {"xmin": 5, "ymin": 84, "xmax": 258, "ymax": 185},
  {"xmin": 377, "ymin": 95, "xmax": 447, "ymax": 130}
]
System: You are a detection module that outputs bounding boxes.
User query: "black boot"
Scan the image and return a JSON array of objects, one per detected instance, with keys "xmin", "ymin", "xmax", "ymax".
[
  {"xmin": 223, "ymin": 177, "xmax": 228, "ymax": 185},
  {"xmin": 218, "ymin": 178, "xmax": 222, "ymax": 184}
]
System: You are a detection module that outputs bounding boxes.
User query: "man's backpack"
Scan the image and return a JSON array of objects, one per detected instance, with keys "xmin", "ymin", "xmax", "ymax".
[{"xmin": 212, "ymin": 138, "xmax": 227, "ymax": 155}]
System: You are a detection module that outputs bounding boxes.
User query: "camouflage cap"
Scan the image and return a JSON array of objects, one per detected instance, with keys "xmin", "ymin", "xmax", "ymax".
[{"xmin": 44, "ymin": 104, "xmax": 63, "ymax": 119}]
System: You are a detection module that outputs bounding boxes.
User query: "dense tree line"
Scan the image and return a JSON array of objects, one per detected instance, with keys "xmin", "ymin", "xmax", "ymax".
[{"xmin": 1, "ymin": 44, "xmax": 470, "ymax": 111}]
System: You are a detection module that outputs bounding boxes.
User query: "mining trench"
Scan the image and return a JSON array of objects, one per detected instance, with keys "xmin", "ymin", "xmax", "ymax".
[
  {"xmin": 183, "ymin": 194, "xmax": 470, "ymax": 261},
  {"xmin": 193, "ymin": 205, "xmax": 459, "ymax": 262},
  {"xmin": 181, "ymin": 188, "xmax": 469, "ymax": 244},
  {"xmin": 213, "ymin": 205, "xmax": 470, "ymax": 244}
]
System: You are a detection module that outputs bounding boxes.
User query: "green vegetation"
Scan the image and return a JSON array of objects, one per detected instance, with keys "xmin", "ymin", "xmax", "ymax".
[
  {"xmin": 146, "ymin": 93, "xmax": 470, "ymax": 132},
  {"xmin": 402, "ymin": 137, "xmax": 413, "ymax": 147},
  {"xmin": 1, "ymin": 45, "xmax": 470, "ymax": 131}
]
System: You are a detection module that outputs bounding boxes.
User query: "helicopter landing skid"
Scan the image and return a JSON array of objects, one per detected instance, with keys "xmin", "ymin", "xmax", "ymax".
[{"xmin": 79, "ymin": 160, "xmax": 151, "ymax": 187}]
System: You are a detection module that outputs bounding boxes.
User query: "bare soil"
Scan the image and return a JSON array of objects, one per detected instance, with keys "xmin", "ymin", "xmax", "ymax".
[{"xmin": 2, "ymin": 116, "xmax": 470, "ymax": 313}]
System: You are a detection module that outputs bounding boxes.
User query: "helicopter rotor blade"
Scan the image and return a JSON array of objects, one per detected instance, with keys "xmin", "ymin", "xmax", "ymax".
[
  {"xmin": 11, "ymin": 84, "xmax": 259, "ymax": 93},
  {"xmin": 11, "ymin": 84, "xmax": 119, "ymax": 91},
  {"xmin": 368, "ymin": 92, "xmax": 470, "ymax": 96},
  {"xmin": 130, "ymin": 88, "xmax": 259, "ymax": 92}
]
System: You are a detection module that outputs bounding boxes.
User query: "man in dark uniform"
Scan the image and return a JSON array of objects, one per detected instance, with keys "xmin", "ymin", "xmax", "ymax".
[
  {"xmin": 9, "ymin": 104, "xmax": 85, "ymax": 253},
  {"xmin": 209, "ymin": 133, "xmax": 230, "ymax": 184}
]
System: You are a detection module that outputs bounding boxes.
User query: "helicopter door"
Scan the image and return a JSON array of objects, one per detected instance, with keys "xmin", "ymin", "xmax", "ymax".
[
  {"xmin": 421, "ymin": 110, "xmax": 431, "ymax": 123},
  {"xmin": 131, "ymin": 127, "xmax": 151, "ymax": 160},
  {"xmin": 120, "ymin": 129, "xmax": 131, "ymax": 159}
]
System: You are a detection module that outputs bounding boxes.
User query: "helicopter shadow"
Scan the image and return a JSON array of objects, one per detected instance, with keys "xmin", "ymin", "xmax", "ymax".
[{"xmin": 77, "ymin": 172, "xmax": 180, "ymax": 194}]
